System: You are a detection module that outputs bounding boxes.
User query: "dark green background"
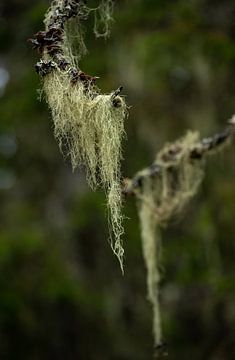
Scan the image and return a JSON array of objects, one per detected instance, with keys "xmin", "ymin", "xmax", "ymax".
[{"xmin": 0, "ymin": 0, "xmax": 235, "ymax": 359}]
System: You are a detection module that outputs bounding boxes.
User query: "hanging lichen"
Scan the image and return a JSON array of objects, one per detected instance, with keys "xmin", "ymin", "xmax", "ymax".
[
  {"xmin": 29, "ymin": 2, "xmax": 235, "ymax": 351},
  {"xmin": 123, "ymin": 121, "xmax": 234, "ymax": 350},
  {"xmin": 134, "ymin": 131, "xmax": 205, "ymax": 348},
  {"xmin": 94, "ymin": 0, "xmax": 114, "ymax": 38},
  {"xmin": 30, "ymin": 0, "xmax": 127, "ymax": 271},
  {"xmin": 138, "ymin": 177, "xmax": 163, "ymax": 349}
]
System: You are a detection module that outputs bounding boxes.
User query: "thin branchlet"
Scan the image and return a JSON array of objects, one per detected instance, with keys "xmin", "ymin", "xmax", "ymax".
[{"xmin": 123, "ymin": 119, "xmax": 235, "ymax": 196}]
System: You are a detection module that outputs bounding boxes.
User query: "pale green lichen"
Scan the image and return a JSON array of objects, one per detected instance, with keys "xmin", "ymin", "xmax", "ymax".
[
  {"xmin": 138, "ymin": 177, "xmax": 163, "ymax": 347},
  {"xmin": 137, "ymin": 131, "xmax": 205, "ymax": 345},
  {"xmin": 94, "ymin": 0, "xmax": 114, "ymax": 38},
  {"xmin": 43, "ymin": 68, "xmax": 126, "ymax": 270},
  {"xmin": 41, "ymin": 0, "xmax": 126, "ymax": 271}
]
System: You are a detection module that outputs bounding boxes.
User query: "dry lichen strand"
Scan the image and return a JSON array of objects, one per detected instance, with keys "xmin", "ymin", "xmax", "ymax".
[
  {"xmin": 94, "ymin": 0, "xmax": 114, "ymax": 38},
  {"xmin": 44, "ymin": 1, "xmax": 87, "ymax": 65},
  {"xmin": 137, "ymin": 131, "xmax": 205, "ymax": 224},
  {"xmin": 43, "ymin": 69, "xmax": 126, "ymax": 270},
  {"xmin": 64, "ymin": 19, "xmax": 88, "ymax": 64},
  {"xmin": 43, "ymin": 71, "xmax": 96, "ymax": 180},
  {"xmin": 44, "ymin": 0, "xmax": 114, "ymax": 39},
  {"xmin": 135, "ymin": 126, "xmax": 235, "ymax": 346},
  {"xmin": 155, "ymin": 131, "xmax": 205, "ymax": 222},
  {"xmin": 138, "ymin": 178, "xmax": 163, "ymax": 347},
  {"xmin": 40, "ymin": 0, "xmax": 127, "ymax": 270},
  {"xmin": 88, "ymin": 93, "xmax": 126, "ymax": 272},
  {"xmin": 137, "ymin": 131, "xmax": 206, "ymax": 345}
]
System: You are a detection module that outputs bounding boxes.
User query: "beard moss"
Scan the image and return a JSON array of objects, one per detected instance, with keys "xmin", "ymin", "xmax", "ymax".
[
  {"xmin": 40, "ymin": 0, "xmax": 127, "ymax": 271},
  {"xmin": 138, "ymin": 177, "xmax": 163, "ymax": 347},
  {"xmin": 43, "ymin": 69, "xmax": 126, "ymax": 271},
  {"xmin": 137, "ymin": 131, "xmax": 205, "ymax": 345}
]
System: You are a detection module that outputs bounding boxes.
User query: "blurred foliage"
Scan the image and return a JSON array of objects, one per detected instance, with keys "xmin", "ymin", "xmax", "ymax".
[{"xmin": 0, "ymin": 0, "xmax": 235, "ymax": 359}]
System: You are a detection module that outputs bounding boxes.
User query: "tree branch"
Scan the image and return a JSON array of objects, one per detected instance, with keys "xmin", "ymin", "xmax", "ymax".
[
  {"xmin": 123, "ymin": 116, "xmax": 235, "ymax": 196},
  {"xmin": 29, "ymin": 0, "xmax": 123, "ymax": 104}
]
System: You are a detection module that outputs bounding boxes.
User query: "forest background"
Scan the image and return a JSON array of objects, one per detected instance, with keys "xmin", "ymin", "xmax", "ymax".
[{"xmin": 0, "ymin": 0, "xmax": 235, "ymax": 359}]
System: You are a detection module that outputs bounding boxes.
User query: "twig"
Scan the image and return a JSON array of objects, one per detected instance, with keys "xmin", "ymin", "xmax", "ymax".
[
  {"xmin": 29, "ymin": 0, "xmax": 114, "ymax": 90},
  {"xmin": 111, "ymin": 86, "xmax": 124, "ymax": 107},
  {"xmin": 123, "ymin": 117, "xmax": 235, "ymax": 196},
  {"xmin": 29, "ymin": 0, "xmax": 95, "ymax": 86}
]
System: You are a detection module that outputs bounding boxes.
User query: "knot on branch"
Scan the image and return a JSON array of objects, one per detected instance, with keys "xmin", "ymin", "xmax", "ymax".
[
  {"xmin": 46, "ymin": 0, "xmax": 88, "ymax": 29},
  {"xmin": 69, "ymin": 68, "xmax": 99, "ymax": 86},
  {"xmin": 29, "ymin": 27, "xmax": 63, "ymax": 55},
  {"xmin": 111, "ymin": 86, "xmax": 124, "ymax": 108},
  {"xmin": 35, "ymin": 60, "xmax": 57, "ymax": 76},
  {"xmin": 63, "ymin": 0, "xmax": 89, "ymax": 20}
]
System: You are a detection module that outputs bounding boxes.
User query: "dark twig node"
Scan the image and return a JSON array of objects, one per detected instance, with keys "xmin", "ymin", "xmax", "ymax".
[
  {"xmin": 29, "ymin": 0, "xmax": 107, "ymax": 94},
  {"xmin": 111, "ymin": 86, "xmax": 124, "ymax": 107},
  {"xmin": 69, "ymin": 68, "xmax": 99, "ymax": 86},
  {"xmin": 35, "ymin": 60, "xmax": 57, "ymax": 76},
  {"xmin": 111, "ymin": 86, "xmax": 123, "ymax": 99},
  {"xmin": 28, "ymin": 27, "xmax": 63, "ymax": 54}
]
